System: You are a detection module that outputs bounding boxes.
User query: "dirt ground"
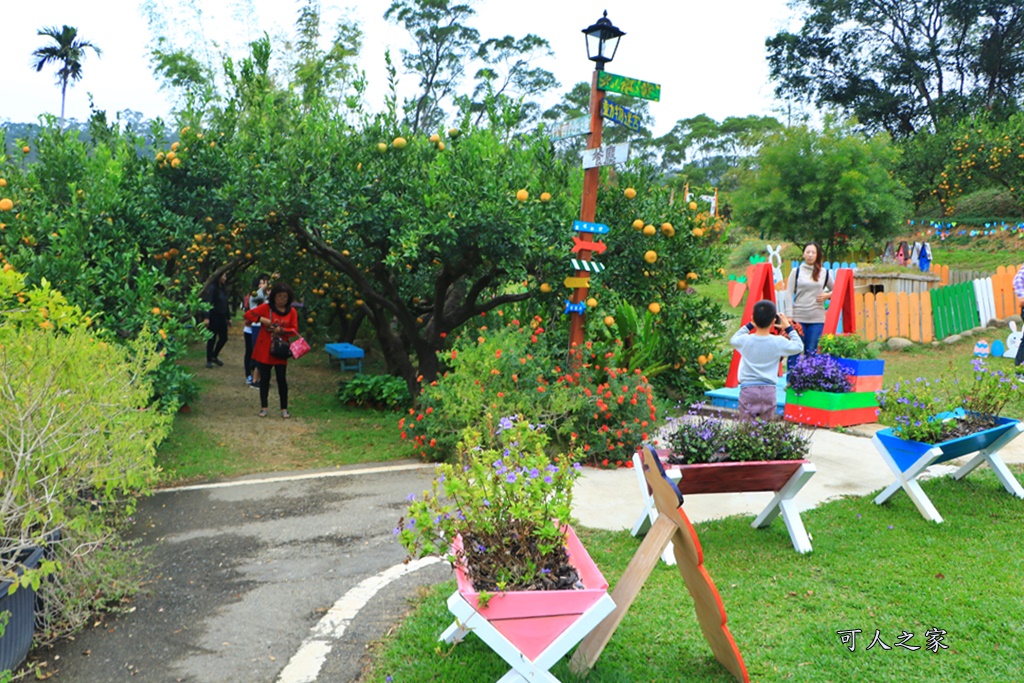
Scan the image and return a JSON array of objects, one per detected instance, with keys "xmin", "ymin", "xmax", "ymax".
[{"xmin": 176, "ymin": 324, "xmax": 347, "ymax": 471}]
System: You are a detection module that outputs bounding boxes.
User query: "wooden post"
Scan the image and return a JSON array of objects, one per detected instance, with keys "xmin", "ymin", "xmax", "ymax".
[{"xmin": 568, "ymin": 71, "xmax": 604, "ymax": 353}]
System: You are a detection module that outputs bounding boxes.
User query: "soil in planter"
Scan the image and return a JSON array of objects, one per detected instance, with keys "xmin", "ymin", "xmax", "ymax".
[
  {"xmin": 461, "ymin": 526, "xmax": 580, "ymax": 593},
  {"xmin": 928, "ymin": 414, "xmax": 1000, "ymax": 442}
]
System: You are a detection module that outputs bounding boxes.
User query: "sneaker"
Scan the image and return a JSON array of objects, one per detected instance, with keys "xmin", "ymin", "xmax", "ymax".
[
  {"xmin": 246, "ymin": 376, "xmax": 253, "ymax": 385},
  {"xmin": 212, "ymin": 358, "xmax": 224, "ymax": 367}
]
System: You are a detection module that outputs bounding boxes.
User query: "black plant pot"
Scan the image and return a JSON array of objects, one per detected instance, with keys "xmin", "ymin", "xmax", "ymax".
[{"xmin": 0, "ymin": 546, "xmax": 44, "ymax": 672}]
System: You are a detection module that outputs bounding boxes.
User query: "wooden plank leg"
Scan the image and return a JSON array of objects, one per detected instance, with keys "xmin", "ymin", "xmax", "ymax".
[
  {"xmin": 569, "ymin": 515, "xmax": 677, "ymax": 675},
  {"xmin": 976, "ymin": 454, "xmax": 1024, "ymax": 498},
  {"xmin": 899, "ymin": 477, "xmax": 944, "ymax": 523},
  {"xmin": 444, "ymin": 593, "xmax": 560, "ymax": 683},
  {"xmin": 751, "ymin": 463, "xmax": 816, "ymax": 553},
  {"xmin": 630, "ymin": 451, "xmax": 655, "ymax": 537}
]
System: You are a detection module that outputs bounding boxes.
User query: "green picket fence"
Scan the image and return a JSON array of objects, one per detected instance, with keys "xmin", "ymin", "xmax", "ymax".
[{"xmin": 930, "ymin": 281, "xmax": 979, "ymax": 339}]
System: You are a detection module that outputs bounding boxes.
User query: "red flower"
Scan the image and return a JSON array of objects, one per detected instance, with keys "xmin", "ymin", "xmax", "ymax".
[
  {"xmin": 425, "ymin": 407, "xmax": 433, "ymax": 414},
  {"xmin": 537, "ymin": 386, "xmax": 546, "ymax": 393},
  {"xmin": 495, "ymin": 349, "xmax": 502, "ymax": 358}
]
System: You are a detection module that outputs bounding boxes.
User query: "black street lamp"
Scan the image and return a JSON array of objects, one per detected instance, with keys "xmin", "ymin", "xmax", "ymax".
[
  {"xmin": 582, "ymin": 10, "xmax": 625, "ymax": 71},
  {"xmin": 569, "ymin": 11, "xmax": 625, "ymax": 352}
]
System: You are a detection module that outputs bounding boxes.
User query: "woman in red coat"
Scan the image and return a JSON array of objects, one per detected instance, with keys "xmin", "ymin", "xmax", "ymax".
[{"xmin": 245, "ymin": 282, "xmax": 299, "ymax": 418}]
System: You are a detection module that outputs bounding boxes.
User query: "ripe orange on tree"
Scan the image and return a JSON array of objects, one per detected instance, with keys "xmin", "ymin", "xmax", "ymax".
[
  {"xmin": 632, "ymin": 219, "xmax": 644, "ymax": 230},
  {"xmin": 603, "ymin": 315, "xmax": 615, "ymax": 326},
  {"xmin": 0, "ymin": 198, "xmax": 13, "ymax": 212},
  {"xmin": 661, "ymin": 222, "xmax": 674, "ymax": 236},
  {"xmin": 539, "ymin": 282, "xmax": 551, "ymax": 293},
  {"xmin": 648, "ymin": 302, "xmax": 661, "ymax": 314},
  {"xmin": 516, "ymin": 189, "xmax": 529, "ymax": 202},
  {"xmin": 540, "ymin": 192, "xmax": 551, "ymax": 202},
  {"xmin": 643, "ymin": 225, "xmax": 656, "ymax": 236},
  {"xmin": 644, "ymin": 250, "xmax": 658, "ymax": 263},
  {"xmin": 688, "ymin": 201, "xmax": 698, "ymax": 211},
  {"xmin": 393, "ymin": 137, "xmax": 408, "ymax": 149},
  {"xmin": 624, "ymin": 187, "xmax": 637, "ymax": 199}
]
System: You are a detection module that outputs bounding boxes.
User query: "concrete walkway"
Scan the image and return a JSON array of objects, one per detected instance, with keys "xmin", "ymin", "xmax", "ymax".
[{"xmin": 572, "ymin": 423, "xmax": 1024, "ymax": 530}]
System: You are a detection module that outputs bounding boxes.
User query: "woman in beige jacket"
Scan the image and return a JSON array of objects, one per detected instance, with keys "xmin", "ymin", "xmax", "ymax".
[{"xmin": 786, "ymin": 242, "xmax": 832, "ymax": 369}]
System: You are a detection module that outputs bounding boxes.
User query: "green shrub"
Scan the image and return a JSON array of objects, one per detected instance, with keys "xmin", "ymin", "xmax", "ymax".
[
  {"xmin": 338, "ymin": 374, "xmax": 411, "ymax": 410},
  {"xmin": 399, "ymin": 317, "xmax": 659, "ymax": 465},
  {"xmin": 0, "ymin": 268, "xmax": 170, "ymax": 640},
  {"xmin": 818, "ymin": 333, "xmax": 877, "ymax": 359}
]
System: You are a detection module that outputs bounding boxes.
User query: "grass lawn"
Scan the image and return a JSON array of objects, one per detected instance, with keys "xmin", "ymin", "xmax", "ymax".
[{"xmin": 365, "ymin": 466, "xmax": 1024, "ymax": 682}]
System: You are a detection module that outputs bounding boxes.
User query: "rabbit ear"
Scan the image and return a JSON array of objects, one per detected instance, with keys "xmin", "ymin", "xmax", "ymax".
[{"xmin": 1011, "ymin": 321, "xmax": 1019, "ymax": 333}]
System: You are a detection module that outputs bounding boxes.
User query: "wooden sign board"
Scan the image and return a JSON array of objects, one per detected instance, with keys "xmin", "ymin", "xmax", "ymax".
[
  {"xmin": 565, "ymin": 276, "xmax": 591, "ymax": 289},
  {"xmin": 548, "ymin": 115, "xmax": 590, "ymax": 141},
  {"xmin": 601, "ymin": 98, "xmax": 641, "ymax": 131},
  {"xmin": 597, "ymin": 72, "xmax": 661, "ymax": 102},
  {"xmin": 581, "ymin": 143, "xmax": 630, "ymax": 169}
]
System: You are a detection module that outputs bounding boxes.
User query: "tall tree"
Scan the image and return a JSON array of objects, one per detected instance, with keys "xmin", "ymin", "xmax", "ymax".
[
  {"xmin": 31, "ymin": 25, "xmax": 102, "ymax": 128},
  {"xmin": 766, "ymin": 0, "xmax": 1024, "ymax": 137},
  {"xmin": 730, "ymin": 118, "xmax": 911, "ymax": 255},
  {"xmin": 385, "ymin": 0, "xmax": 480, "ymax": 134}
]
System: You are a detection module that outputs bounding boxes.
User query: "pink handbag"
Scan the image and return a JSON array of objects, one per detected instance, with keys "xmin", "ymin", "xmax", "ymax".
[{"xmin": 289, "ymin": 336, "xmax": 311, "ymax": 359}]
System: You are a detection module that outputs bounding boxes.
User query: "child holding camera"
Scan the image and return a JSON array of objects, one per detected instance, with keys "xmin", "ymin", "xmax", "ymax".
[{"xmin": 730, "ymin": 299, "xmax": 805, "ymax": 421}]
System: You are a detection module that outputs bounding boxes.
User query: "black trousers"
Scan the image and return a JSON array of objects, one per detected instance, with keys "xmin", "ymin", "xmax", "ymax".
[
  {"xmin": 206, "ymin": 313, "xmax": 228, "ymax": 361},
  {"xmin": 258, "ymin": 362, "xmax": 288, "ymax": 409}
]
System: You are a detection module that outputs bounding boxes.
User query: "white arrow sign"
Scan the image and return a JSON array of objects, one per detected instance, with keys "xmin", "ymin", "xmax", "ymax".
[{"xmin": 581, "ymin": 142, "xmax": 630, "ymax": 169}]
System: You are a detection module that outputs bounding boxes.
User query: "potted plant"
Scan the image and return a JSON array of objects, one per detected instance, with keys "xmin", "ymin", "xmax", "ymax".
[
  {"xmin": 817, "ymin": 333, "xmax": 885, "ymax": 392},
  {"xmin": 397, "ymin": 417, "xmax": 615, "ymax": 680},
  {"xmin": 873, "ymin": 359, "xmax": 1024, "ymax": 522},
  {"xmin": 784, "ymin": 354, "xmax": 879, "ymax": 427},
  {"xmin": 630, "ymin": 409, "xmax": 818, "ymax": 554}
]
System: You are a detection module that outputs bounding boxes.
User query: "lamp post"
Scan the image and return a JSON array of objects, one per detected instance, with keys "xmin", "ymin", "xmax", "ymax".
[{"xmin": 569, "ymin": 11, "xmax": 624, "ymax": 352}]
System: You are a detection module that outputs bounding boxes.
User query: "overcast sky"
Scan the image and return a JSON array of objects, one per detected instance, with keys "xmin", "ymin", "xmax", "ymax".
[{"xmin": 2, "ymin": 0, "xmax": 799, "ymax": 136}]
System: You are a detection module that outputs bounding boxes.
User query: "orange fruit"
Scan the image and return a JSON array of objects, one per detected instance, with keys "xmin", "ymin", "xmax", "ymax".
[
  {"xmin": 692, "ymin": 228, "xmax": 704, "ymax": 237},
  {"xmin": 342, "ymin": 250, "xmax": 350, "ymax": 256},
  {"xmin": 624, "ymin": 187, "xmax": 637, "ymax": 199},
  {"xmin": 718, "ymin": 267, "xmax": 726, "ymax": 275},
  {"xmin": 643, "ymin": 225, "xmax": 656, "ymax": 236},
  {"xmin": 632, "ymin": 219, "xmax": 644, "ymax": 230},
  {"xmin": 22, "ymin": 146, "xmax": 29, "ymax": 154},
  {"xmin": 688, "ymin": 201, "xmax": 698, "ymax": 211},
  {"xmin": 516, "ymin": 189, "xmax": 529, "ymax": 202},
  {"xmin": 377, "ymin": 142, "xmax": 387, "ymax": 152},
  {"xmin": 698, "ymin": 354, "xmax": 708, "ymax": 365},
  {"xmin": 155, "ymin": 152, "xmax": 165, "ymax": 161},
  {"xmin": 171, "ymin": 141, "xmax": 180, "ymax": 151},
  {"xmin": 644, "ymin": 250, "xmax": 658, "ymax": 263},
  {"xmin": 661, "ymin": 222, "xmax": 674, "ymax": 233},
  {"xmin": 586, "ymin": 297, "xmax": 598, "ymax": 307},
  {"xmin": 166, "ymin": 150, "xmax": 177, "ymax": 161},
  {"xmin": 648, "ymin": 302, "xmax": 661, "ymax": 314},
  {"xmin": 151, "ymin": 307, "xmax": 161, "ymax": 315},
  {"xmin": 539, "ymin": 283, "xmax": 551, "ymax": 293},
  {"xmin": 604, "ymin": 316, "xmax": 615, "ymax": 326},
  {"xmin": 429, "ymin": 133, "xmax": 441, "ymax": 143},
  {"xmin": 677, "ymin": 280, "xmax": 687, "ymax": 290},
  {"xmin": 0, "ymin": 198, "xmax": 13, "ymax": 212},
  {"xmin": 171, "ymin": 158, "xmax": 181, "ymax": 168},
  {"xmin": 209, "ymin": 141, "xmax": 216, "ymax": 148},
  {"xmin": 540, "ymin": 192, "xmax": 552, "ymax": 202},
  {"xmin": 393, "ymin": 137, "xmax": 408, "ymax": 149},
  {"xmin": 687, "ymin": 271, "xmax": 698, "ymax": 280},
  {"xmin": 0, "ymin": 178, "xmax": 5, "ymax": 187},
  {"xmin": 437, "ymin": 142, "xmax": 445, "ymax": 151},
  {"xmin": 448, "ymin": 127, "xmax": 461, "ymax": 138}
]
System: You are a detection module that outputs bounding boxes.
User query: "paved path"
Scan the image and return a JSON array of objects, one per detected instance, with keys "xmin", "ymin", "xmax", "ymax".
[{"xmin": 37, "ymin": 462, "xmax": 449, "ymax": 683}]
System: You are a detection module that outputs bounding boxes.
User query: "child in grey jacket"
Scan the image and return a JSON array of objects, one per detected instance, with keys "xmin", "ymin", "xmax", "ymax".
[{"xmin": 730, "ymin": 299, "xmax": 804, "ymax": 420}]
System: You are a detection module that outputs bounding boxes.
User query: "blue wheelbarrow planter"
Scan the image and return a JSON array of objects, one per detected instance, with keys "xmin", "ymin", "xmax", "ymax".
[{"xmin": 873, "ymin": 411, "xmax": 1024, "ymax": 523}]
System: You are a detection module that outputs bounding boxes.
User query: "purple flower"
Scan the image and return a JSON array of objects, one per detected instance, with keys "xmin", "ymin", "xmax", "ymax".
[{"xmin": 506, "ymin": 473, "xmax": 517, "ymax": 483}]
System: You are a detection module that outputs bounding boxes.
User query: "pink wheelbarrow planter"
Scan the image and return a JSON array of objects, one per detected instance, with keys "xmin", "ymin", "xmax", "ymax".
[{"xmin": 439, "ymin": 526, "xmax": 616, "ymax": 682}]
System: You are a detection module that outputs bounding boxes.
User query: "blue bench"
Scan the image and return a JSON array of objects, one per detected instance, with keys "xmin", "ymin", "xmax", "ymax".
[{"xmin": 324, "ymin": 343, "xmax": 364, "ymax": 373}]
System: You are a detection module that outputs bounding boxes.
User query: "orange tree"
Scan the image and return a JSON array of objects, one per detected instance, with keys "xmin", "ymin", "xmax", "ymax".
[
  {"xmin": 0, "ymin": 121, "xmax": 201, "ymax": 410},
  {"xmin": 147, "ymin": 36, "xmax": 730, "ymax": 403},
  {"xmin": 943, "ymin": 112, "xmax": 1024, "ymax": 215}
]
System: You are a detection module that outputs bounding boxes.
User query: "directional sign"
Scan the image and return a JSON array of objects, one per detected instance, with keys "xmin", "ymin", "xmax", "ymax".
[
  {"xmin": 547, "ymin": 115, "xmax": 591, "ymax": 141},
  {"xmin": 597, "ymin": 71, "xmax": 661, "ymax": 102},
  {"xmin": 601, "ymin": 98, "xmax": 641, "ymax": 131},
  {"xmin": 573, "ymin": 220, "xmax": 610, "ymax": 234},
  {"xmin": 571, "ymin": 236, "xmax": 607, "ymax": 254},
  {"xmin": 564, "ymin": 276, "xmax": 591, "ymax": 289},
  {"xmin": 570, "ymin": 259, "xmax": 605, "ymax": 273},
  {"xmin": 564, "ymin": 300, "xmax": 587, "ymax": 315},
  {"xmin": 581, "ymin": 143, "xmax": 630, "ymax": 169}
]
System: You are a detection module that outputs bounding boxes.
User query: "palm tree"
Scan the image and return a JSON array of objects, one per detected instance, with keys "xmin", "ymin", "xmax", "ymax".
[{"xmin": 31, "ymin": 25, "xmax": 102, "ymax": 128}]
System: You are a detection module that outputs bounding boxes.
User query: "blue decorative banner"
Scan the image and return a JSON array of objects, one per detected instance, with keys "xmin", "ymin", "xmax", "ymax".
[{"xmin": 573, "ymin": 220, "xmax": 610, "ymax": 234}]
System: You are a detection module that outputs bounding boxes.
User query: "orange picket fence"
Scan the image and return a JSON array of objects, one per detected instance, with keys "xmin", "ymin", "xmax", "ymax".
[{"xmin": 852, "ymin": 263, "xmax": 1023, "ymax": 343}]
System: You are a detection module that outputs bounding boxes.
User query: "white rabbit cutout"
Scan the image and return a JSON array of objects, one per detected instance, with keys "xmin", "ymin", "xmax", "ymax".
[{"xmin": 1005, "ymin": 321, "xmax": 1022, "ymax": 359}]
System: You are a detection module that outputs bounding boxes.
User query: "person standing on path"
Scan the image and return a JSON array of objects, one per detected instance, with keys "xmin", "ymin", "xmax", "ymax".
[
  {"xmin": 202, "ymin": 272, "xmax": 231, "ymax": 369},
  {"xmin": 786, "ymin": 242, "xmax": 832, "ymax": 370},
  {"xmin": 245, "ymin": 273, "xmax": 270, "ymax": 386},
  {"xmin": 1013, "ymin": 264, "xmax": 1024, "ymax": 368},
  {"xmin": 245, "ymin": 282, "xmax": 298, "ymax": 418}
]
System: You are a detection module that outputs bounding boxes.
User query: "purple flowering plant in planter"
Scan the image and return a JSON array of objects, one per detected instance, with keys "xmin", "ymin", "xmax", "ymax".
[
  {"xmin": 396, "ymin": 415, "xmax": 583, "ymax": 593},
  {"xmin": 877, "ymin": 359, "xmax": 1023, "ymax": 442},
  {"xmin": 787, "ymin": 353, "xmax": 852, "ymax": 395},
  {"xmin": 666, "ymin": 404, "xmax": 812, "ymax": 464}
]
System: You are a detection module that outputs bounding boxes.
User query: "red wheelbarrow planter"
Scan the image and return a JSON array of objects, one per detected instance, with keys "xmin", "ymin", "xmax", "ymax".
[
  {"xmin": 439, "ymin": 526, "xmax": 616, "ymax": 683},
  {"xmin": 783, "ymin": 387, "xmax": 879, "ymax": 428}
]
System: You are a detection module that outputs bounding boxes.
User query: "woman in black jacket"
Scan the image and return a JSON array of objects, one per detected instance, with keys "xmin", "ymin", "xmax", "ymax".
[{"xmin": 203, "ymin": 272, "xmax": 231, "ymax": 368}]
